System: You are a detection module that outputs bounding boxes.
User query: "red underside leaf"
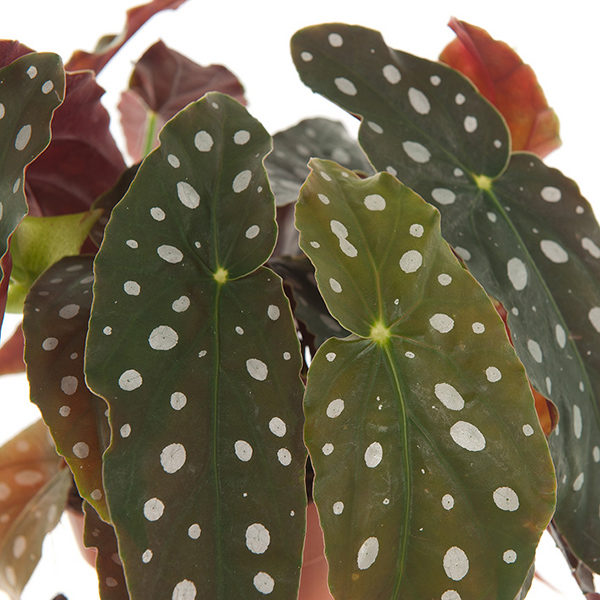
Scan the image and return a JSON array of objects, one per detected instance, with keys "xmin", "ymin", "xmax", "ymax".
[
  {"xmin": 25, "ymin": 71, "xmax": 126, "ymax": 217},
  {"xmin": 65, "ymin": 0, "xmax": 189, "ymax": 75},
  {"xmin": 0, "ymin": 41, "xmax": 34, "ymax": 68},
  {"xmin": 0, "ymin": 323, "xmax": 25, "ymax": 376},
  {"xmin": 439, "ymin": 18, "xmax": 560, "ymax": 157},
  {"xmin": 0, "ymin": 254, "xmax": 11, "ymax": 334},
  {"xmin": 119, "ymin": 41, "xmax": 246, "ymax": 161}
]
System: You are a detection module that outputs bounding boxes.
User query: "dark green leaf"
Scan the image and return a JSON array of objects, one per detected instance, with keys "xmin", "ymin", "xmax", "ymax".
[
  {"xmin": 85, "ymin": 92, "xmax": 306, "ymax": 599},
  {"xmin": 0, "ymin": 52, "xmax": 64, "ymax": 308},
  {"xmin": 266, "ymin": 117, "xmax": 372, "ymax": 208},
  {"xmin": 0, "ymin": 421, "xmax": 70, "ymax": 600},
  {"xmin": 83, "ymin": 502, "xmax": 129, "ymax": 600},
  {"xmin": 23, "ymin": 256, "xmax": 110, "ymax": 520},
  {"xmin": 296, "ymin": 158, "xmax": 556, "ymax": 600},
  {"xmin": 291, "ymin": 23, "xmax": 600, "ymax": 572}
]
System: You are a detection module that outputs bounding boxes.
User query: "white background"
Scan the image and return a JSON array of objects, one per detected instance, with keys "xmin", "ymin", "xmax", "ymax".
[{"xmin": 2, "ymin": 1, "xmax": 600, "ymax": 598}]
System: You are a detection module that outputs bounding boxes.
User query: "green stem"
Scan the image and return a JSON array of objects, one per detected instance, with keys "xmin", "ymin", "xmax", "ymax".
[{"xmin": 142, "ymin": 111, "xmax": 158, "ymax": 158}]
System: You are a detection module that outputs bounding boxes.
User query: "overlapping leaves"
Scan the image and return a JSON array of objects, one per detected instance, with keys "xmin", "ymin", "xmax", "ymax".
[
  {"xmin": 119, "ymin": 40, "xmax": 246, "ymax": 161},
  {"xmin": 0, "ymin": 420, "xmax": 70, "ymax": 599},
  {"xmin": 291, "ymin": 23, "xmax": 600, "ymax": 572},
  {"xmin": 23, "ymin": 256, "xmax": 110, "ymax": 520},
  {"xmin": 86, "ymin": 92, "xmax": 306, "ymax": 599},
  {"xmin": 0, "ymin": 51, "xmax": 64, "ymax": 328},
  {"xmin": 440, "ymin": 18, "xmax": 560, "ymax": 157},
  {"xmin": 297, "ymin": 158, "xmax": 555, "ymax": 600}
]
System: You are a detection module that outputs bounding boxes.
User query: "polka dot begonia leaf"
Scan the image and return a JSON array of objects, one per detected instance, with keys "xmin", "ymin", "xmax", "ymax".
[
  {"xmin": 85, "ymin": 92, "xmax": 306, "ymax": 599},
  {"xmin": 0, "ymin": 52, "xmax": 64, "ymax": 309},
  {"xmin": 266, "ymin": 117, "xmax": 372, "ymax": 208},
  {"xmin": 292, "ymin": 23, "xmax": 600, "ymax": 573},
  {"xmin": 0, "ymin": 420, "xmax": 71, "ymax": 600},
  {"xmin": 23, "ymin": 256, "xmax": 110, "ymax": 521},
  {"xmin": 296, "ymin": 159, "xmax": 556, "ymax": 600},
  {"xmin": 83, "ymin": 502, "xmax": 128, "ymax": 600}
]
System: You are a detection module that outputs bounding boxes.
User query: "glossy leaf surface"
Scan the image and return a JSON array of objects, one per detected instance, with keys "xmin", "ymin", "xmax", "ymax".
[
  {"xmin": 0, "ymin": 421, "xmax": 70, "ymax": 599},
  {"xmin": 83, "ymin": 502, "xmax": 129, "ymax": 600},
  {"xmin": 119, "ymin": 40, "xmax": 246, "ymax": 161},
  {"xmin": 440, "ymin": 18, "xmax": 560, "ymax": 157},
  {"xmin": 297, "ymin": 159, "xmax": 555, "ymax": 600},
  {"xmin": 292, "ymin": 23, "xmax": 600, "ymax": 571},
  {"xmin": 23, "ymin": 256, "xmax": 110, "ymax": 520},
  {"xmin": 65, "ymin": 0, "xmax": 188, "ymax": 74},
  {"xmin": 86, "ymin": 92, "xmax": 306, "ymax": 599},
  {"xmin": 7, "ymin": 210, "xmax": 100, "ymax": 312},
  {"xmin": 25, "ymin": 71, "xmax": 126, "ymax": 217},
  {"xmin": 0, "ymin": 52, "xmax": 64, "ymax": 301}
]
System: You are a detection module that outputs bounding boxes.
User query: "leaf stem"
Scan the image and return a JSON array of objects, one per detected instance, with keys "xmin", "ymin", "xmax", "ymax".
[{"xmin": 142, "ymin": 111, "xmax": 158, "ymax": 158}]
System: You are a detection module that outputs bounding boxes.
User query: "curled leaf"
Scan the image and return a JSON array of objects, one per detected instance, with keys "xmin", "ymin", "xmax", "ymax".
[
  {"xmin": 439, "ymin": 18, "xmax": 560, "ymax": 157},
  {"xmin": 0, "ymin": 323, "xmax": 25, "ymax": 376}
]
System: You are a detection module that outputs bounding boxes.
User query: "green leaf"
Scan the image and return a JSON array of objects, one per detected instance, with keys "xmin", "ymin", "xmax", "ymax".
[
  {"xmin": 23, "ymin": 255, "xmax": 110, "ymax": 520},
  {"xmin": 85, "ymin": 92, "xmax": 306, "ymax": 599},
  {"xmin": 296, "ymin": 159, "xmax": 556, "ymax": 600},
  {"xmin": 0, "ymin": 421, "xmax": 70, "ymax": 600},
  {"xmin": 7, "ymin": 210, "xmax": 101, "ymax": 312},
  {"xmin": 0, "ymin": 52, "xmax": 64, "ymax": 291},
  {"xmin": 83, "ymin": 502, "xmax": 129, "ymax": 600},
  {"xmin": 266, "ymin": 117, "xmax": 372, "ymax": 208},
  {"xmin": 291, "ymin": 23, "xmax": 600, "ymax": 572}
]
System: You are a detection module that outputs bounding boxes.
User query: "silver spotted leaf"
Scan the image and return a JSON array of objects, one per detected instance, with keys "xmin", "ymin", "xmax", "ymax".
[
  {"xmin": 266, "ymin": 117, "xmax": 372, "ymax": 208},
  {"xmin": 0, "ymin": 420, "xmax": 71, "ymax": 600},
  {"xmin": 85, "ymin": 92, "xmax": 306, "ymax": 599},
  {"xmin": 83, "ymin": 502, "xmax": 129, "ymax": 600},
  {"xmin": 296, "ymin": 158, "xmax": 556, "ymax": 600},
  {"xmin": 0, "ymin": 52, "xmax": 64, "ymax": 301},
  {"xmin": 23, "ymin": 256, "xmax": 110, "ymax": 520},
  {"xmin": 291, "ymin": 23, "xmax": 600, "ymax": 573}
]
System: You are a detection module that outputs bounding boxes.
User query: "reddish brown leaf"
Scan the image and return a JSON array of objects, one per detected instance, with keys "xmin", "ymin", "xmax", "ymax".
[
  {"xmin": 0, "ymin": 323, "xmax": 25, "ymax": 376},
  {"xmin": 440, "ymin": 18, "xmax": 560, "ymax": 157},
  {"xmin": 25, "ymin": 71, "xmax": 126, "ymax": 217},
  {"xmin": 65, "ymin": 0, "xmax": 188, "ymax": 74},
  {"xmin": 119, "ymin": 41, "xmax": 246, "ymax": 160},
  {"xmin": 0, "ymin": 41, "xmax": 34, "ymax": 68},
  {"xmin": 0, "ymin": 253, "xmax": 11, "ymax": 334}
]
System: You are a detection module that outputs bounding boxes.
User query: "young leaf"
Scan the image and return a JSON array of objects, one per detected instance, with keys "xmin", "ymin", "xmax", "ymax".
[
  {"xmin": 296, "ymin": 159, "xmax": 556, "ymax": 600},
  {"xmin": 25, "ymin": 72, "xmax": 126, "ymax": 217},
  {"xmin": 119, "ymin": 41, "xmax": 246, "ymax": 161},
  {"xmin": 83, "ymin": 503, "xmax": 128, "ymax": 600},
  {"xmin": 291, "ymin": 23, "xmax": 600, "ymax": 572},
  {"xmin": 23, "ymin": 256, "xmax": 110, "ymax": 520},
  {"xmin": 86, "ymin": 92, "xmax": 306, "ymax": 599},
  {"xmin": 65, "ymin": 0, "xmax": 188, "ymax": 74},
  {"xmin": 0, "ymin": 421, "xmax": 71, "ymax": 600},
  {"xmin": 0, "ymin": 51, "xmax": 65, "ymax": 319},
  {"xmin": 7, "ymin": 210, "xmax": 101, "ymax": 312},
  {"xmin": 439, "ymin": 18, "xmax": 560, "ymax": 157}
]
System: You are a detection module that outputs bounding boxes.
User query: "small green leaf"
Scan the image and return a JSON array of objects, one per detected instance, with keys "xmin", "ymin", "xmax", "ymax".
[
  {"xmin": 291, "ymin": 23, "xmax": 600, "ymax": 572},
  {"xmin": 0, "ymin": 421, "xmax": 70, "ymax": 600},
  {"xmin": 83, "ymin": 502, "xmax": 129, "ymax": 600},
  {"xmin": 296, "ymin": 159, "xmax": 555, "ymax": 600},
  {"xmin": 86, "ymin": 92, "xmax": 306, "ymax": 599},
  {"xmin": 7, "ymin": 210, "xmax": 101, "ymax": 312},
  {"xmin": 23, "ymin": 256, "xmax": 110, "ymax": 520},
  {"xmin": 0, "ymin": 52, "xmax": 64, "ymax": 284}
]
